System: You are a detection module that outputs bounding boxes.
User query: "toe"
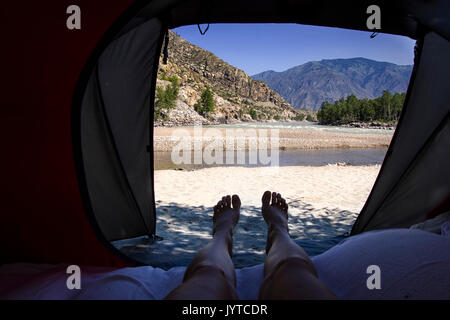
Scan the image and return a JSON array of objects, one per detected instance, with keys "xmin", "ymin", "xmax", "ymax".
[
  {"xmin": 262, "ymin": 191, "xmax": 271, "ymax": 206},
  {"xmin": 232, "ymin": 194, "xmax": 241, "ymax": 210},
  {"xmin": 225, "ymin": 195, "xmax": 231, "ymax": 208},
  {"xmin": 281, "ymin": 198, "xmax": 288, "ymax": 212},
  {"xmin": 222, "ymin": 196, "xmax": 228, "ymax": 207},
  {"xmin": 276, "ymin": 193, "xmax": 282, "ymax": 206},
  {"xmin": 272, "ymin": 192, "xmax": 277, "ymax": 205},
  {"xmin": 217, "ymin": 200, "xmax": 223, "ymax": 210}
]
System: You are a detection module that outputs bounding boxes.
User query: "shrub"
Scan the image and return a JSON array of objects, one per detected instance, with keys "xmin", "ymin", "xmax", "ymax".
[
  {"xmin": 293, "ymin": 113, "xmax": 306, "ymax": 121},
  {"xmin": 194, "ymin": 87, "xmax": 215, "ymax": 116},
  {"xmin": 155, "ymin": 76, "xmax": 179, "ymax": 119},
  {"xmin": 158, "ymin": 71, "xmax": 179, "ymax": 83},
  {"xmin": 248, "ymin": 108, "xmax": 257, "ymax": 120}
]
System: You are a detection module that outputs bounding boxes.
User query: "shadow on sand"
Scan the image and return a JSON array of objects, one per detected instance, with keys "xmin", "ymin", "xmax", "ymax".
[{"xmin": 112, "ymin": 199, "xmax": 355, "ymax": 270}]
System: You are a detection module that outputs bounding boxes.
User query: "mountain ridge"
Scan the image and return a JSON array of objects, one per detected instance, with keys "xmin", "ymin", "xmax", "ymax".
[
  {"xmin": 155, "ymin": 31, "xmax": 301, "ymax": 125},
  {"xmin": 252, "ymin": 57, "xmax": 413, "ymax": 110}
]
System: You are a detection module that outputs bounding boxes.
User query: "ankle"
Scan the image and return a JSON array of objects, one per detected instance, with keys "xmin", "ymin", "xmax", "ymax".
[
  {"xmin": 213, "ymin": 227, "xmax": 233, "ymax": 242},
  {"xmin": 266, "ymin": 224, "xmax": 289, "ymax": 252},
  {"xmin": 268, "ymin": 222, "xmax": 288, "ymax": 236}
]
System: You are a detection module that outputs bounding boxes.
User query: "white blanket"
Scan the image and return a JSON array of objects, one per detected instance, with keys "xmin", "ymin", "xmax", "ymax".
[{"xmin": 1, "ymin": 222, "xmax": 450, "ymax": 300}]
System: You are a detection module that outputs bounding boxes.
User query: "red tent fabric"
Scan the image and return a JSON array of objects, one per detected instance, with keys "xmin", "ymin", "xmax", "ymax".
[{"xmin": 0, "ymin": 2, "xmax": 135, "ymax": 267}]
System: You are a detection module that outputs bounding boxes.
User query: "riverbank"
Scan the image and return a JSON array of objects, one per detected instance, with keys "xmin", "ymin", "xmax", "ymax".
[
  {"xmin": 337, "ymin": 121, "xmax": 396, "ymax": 130},
  {"xmin": 153, "ymin": 125, "xmax": 393, "ymax": 152}
]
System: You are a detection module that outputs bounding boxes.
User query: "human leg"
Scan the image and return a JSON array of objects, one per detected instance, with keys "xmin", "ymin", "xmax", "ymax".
[
  {"xmin": 258, "ymin": 191, "xmax": 337, "ymax": 300},
  {"xmin": 165, "ymin": 195, "xmax": 241, "ymax": 300}
]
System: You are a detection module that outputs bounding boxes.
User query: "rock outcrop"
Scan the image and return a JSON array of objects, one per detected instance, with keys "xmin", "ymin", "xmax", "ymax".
[{"xmin": 154, "ymin": 31, "xmax": 301, "ymax": 126}]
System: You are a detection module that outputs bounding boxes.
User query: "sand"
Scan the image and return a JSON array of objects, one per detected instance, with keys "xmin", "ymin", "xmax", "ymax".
[
  {"xmin": 115, "ymin": 125, "xmax": 388, "ymax": 268},
  {"xmin": 153, "ymin": 126, "xmax": 392, "ymax": 151},
  {"xmin": 113, "ymin": 164, "xmax": 380, "ymax": 269},
  {"xmin": 154, "ymin": 165, "xmax": 379, "ymax": 213}
]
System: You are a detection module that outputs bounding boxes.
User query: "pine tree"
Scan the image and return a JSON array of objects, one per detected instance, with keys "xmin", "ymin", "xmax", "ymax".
[
  {"xmin": 194, "ymin": 87, "xmax": 215, "ymax": 116},
  {"xmin": 154, "ymin": 76, "xmax": 179, "ymax": 119},
  {"xmin": 317, "ymin": 91, "xmax": 404, "ymax": 125}
]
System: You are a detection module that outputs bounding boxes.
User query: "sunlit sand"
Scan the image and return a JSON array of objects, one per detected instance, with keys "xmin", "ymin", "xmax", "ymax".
[{"xmin": 148, "ymin": 164, "xmax": 380, "ymax": 268}]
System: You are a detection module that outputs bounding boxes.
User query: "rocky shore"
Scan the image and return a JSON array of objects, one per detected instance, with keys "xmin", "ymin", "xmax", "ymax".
[
  {"xmin": 153, "ymin": 125, "xmax": 393, "ymax": 152},
  {"xmin": 341, "ymin": 121, "xmax": 396, "ymax": 130}
]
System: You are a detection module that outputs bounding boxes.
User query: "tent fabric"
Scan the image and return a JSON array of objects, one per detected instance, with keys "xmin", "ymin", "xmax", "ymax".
[
  {"xmin": 0, "ymin": 2, "xmax": 136, "ymax": 267},
  {"xmin": 0, "ymin": 0, "xmax": 449, "ymax": 268},
  {"xmin": 2, "ymin": 224, "xmax": 450, "ymax": 299},
  {"xmin": 86, "ymin": 17, "xmax": 163, "ymax": 241},
  {"xmin": 81, "ymin": 68, "xmax": 150, "ymax": 241},
  {"xmin": 162, "ymin": 0, "xmax": 450, "ymax": 40},
  {"xmin": 351, "ymin": 32, "xmax": 450, "ymax": 234}
]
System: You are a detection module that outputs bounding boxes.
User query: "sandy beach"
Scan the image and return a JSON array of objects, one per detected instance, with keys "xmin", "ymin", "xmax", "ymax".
[
  {"xmin": 154, "ymin": 125, "xmax": 393, "ymax": 151},
  {"xmin": 117, "ymin": 164, "xmax": 381, "ymax": 269},
  {"xmin": 116, "ymin": 124, "xmax": 389, "ymax": 268},
  {"xmin": 155, "ymin": 165, "xmax": 379, "ymax": 213}
]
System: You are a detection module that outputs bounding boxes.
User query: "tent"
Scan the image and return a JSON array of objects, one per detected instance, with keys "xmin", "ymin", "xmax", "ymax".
[{"xmin": 1, "ymin": 0, "xmax": 449, "ymax": 268}]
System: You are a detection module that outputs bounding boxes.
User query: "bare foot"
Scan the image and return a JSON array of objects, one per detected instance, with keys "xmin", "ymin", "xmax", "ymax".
[
  {"xmin": 261, "ymin": 191, "xmax": 289, "ymax": 253},
  {"xmin": 213, "ymin": 194, "xmax": 240, "ymax": 239}
]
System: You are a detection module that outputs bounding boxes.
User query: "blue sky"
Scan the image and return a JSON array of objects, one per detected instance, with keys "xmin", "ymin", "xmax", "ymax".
[{"xmin": 174, "ymin": 23, "xmax": 416, "ymax": 76}]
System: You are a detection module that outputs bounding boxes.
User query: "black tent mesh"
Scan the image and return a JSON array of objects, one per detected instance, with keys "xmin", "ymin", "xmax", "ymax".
[{"xmin": 81, "ymin": 18, "xmax": 162, "ymax": 241}]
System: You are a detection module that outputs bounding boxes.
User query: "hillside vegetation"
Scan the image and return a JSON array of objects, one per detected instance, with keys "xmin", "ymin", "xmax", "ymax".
[{"xmin": 317, "ymin": 90, "xmax": 405, "ymax": 125}]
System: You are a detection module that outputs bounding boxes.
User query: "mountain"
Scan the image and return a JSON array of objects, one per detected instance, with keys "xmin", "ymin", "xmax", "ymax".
[
  {"xmin": 252, "ymin": 58, "xmax": 413, "ymax": 110},
  {"xmin": 155, "ymin": 31, "xmax": 301, "ymax": 125}
]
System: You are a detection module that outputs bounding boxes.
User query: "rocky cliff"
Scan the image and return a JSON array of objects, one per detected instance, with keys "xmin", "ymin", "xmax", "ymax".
[{"xmin": 154, "ymin": 31, "xmax": 301, "ymax": 126}]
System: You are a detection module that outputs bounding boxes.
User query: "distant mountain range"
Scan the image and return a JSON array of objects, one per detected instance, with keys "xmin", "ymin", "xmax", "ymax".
[{"xmin": 252, "ymin": 58, "xmax": 413, "ymax": 110}]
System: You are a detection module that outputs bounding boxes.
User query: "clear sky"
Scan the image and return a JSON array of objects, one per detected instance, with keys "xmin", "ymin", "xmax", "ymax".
[{"xmin": 173, "ymin": 23, "xmax": 416, "ymax": 76}]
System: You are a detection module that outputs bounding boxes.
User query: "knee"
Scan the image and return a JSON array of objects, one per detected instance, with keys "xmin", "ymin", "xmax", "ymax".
[
  {"xmin": 188, "ymin": 265, "xmax": 238, "ymax": 298},
  {"xmin": 259, "ymin": 257, "xmax": 317, "ymax": 299},
  {"xmin": 185, "ymin": 266, "xmax": 238, "ymax": 300},
  {"xmin": 270, "ymin": 257, "xmax": 317, "ymax": 280},
  {"xmin": 279, "ymin": 257, "xmax": 317, "ymax": 276}
]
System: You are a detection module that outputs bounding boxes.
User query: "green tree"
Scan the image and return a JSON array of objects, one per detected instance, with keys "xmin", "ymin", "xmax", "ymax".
[
  {"xmin": 359, "ymin": 99, "xmax": 375, "ymax": 121},
  {"xmin": 346, "ymin": 94, "xmax": 358, "ymax": 122},
  {"xmin": 391, "ymin": 92, "xmax": 405, "ymax": 120},
  {"xmin": 381, "ymin": 90, "xmax": 393, "ymax": 121},
  {"xmin": 248, "ymin": 108, "xmax": 257, "ymax": 120},
  {"xmin": 293, "ymin": 112, "xmax": 306, "ymax": 121},
  {"xmin": 317, "ymin": 102, "xmax": 329, "ymax": 124},
  {"xmin": 194, "ymin": 87, "xmax": 215, "ymax": 116},
  {"xmin": 317, "ymin": 91, "xmax": 405, "ymax": 125},
  {"xmin": 155, "ymin": 76, "xmax": 179, "ymax": 119}
]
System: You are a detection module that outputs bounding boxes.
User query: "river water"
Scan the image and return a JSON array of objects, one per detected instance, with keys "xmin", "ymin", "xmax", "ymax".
[
  {"xmin": 154, "ymin": 148, "xmax": 388, "ymax": 170},
  {"xmin": 154, "ymin": 122, "xmax": 392, "ymax": 170}
]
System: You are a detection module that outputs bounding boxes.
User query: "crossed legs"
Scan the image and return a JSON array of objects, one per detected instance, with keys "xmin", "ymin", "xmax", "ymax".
[{"xmin": 165, "ymin": 192, "xmax": 337, "ymax": 300}]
